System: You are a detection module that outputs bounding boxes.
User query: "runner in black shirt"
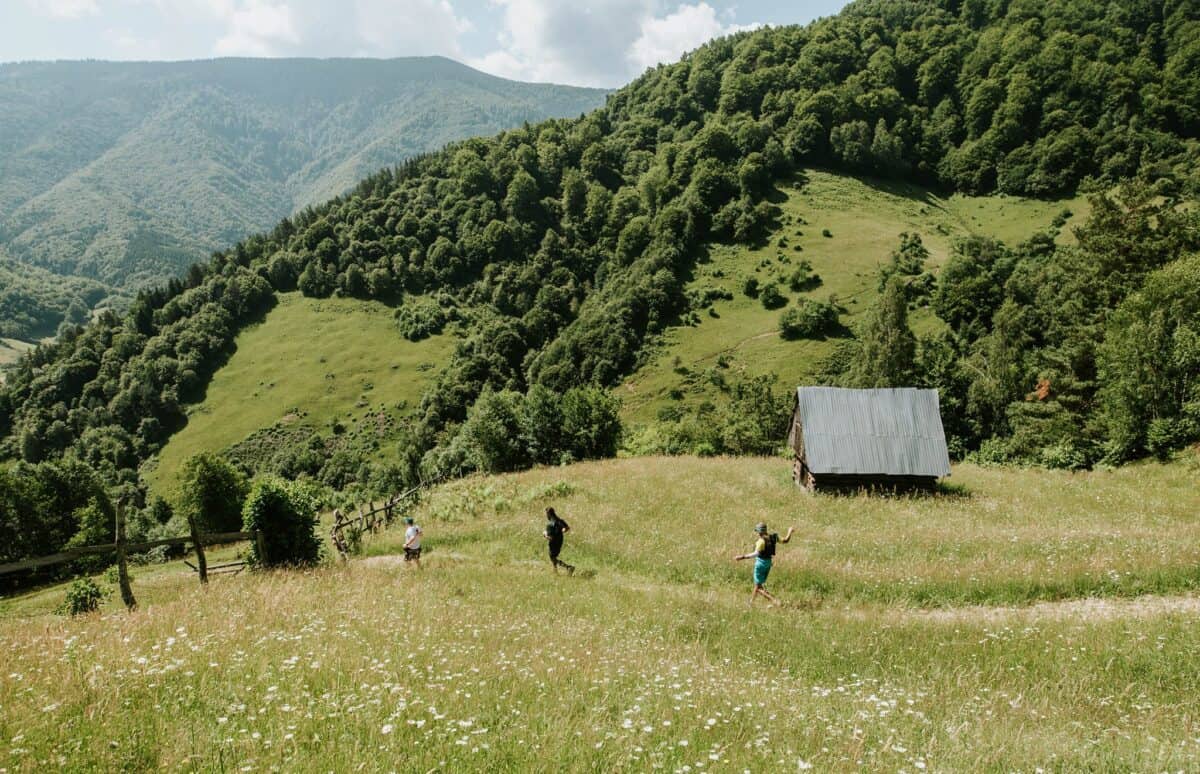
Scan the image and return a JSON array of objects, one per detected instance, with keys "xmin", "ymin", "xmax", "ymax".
[{"xmin": 543, "ymin": 507, "xmax": 575, "ymax": 575}]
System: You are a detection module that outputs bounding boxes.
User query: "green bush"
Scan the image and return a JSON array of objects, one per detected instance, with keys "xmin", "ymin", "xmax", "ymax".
[
  {"xmin": 343, "ymin": 523, "xmax": 364, "ymax": 556},
  {"xmin": 1146, "ymin": 418, "xmax": 1198, "ymax": 461},
  {"xmin": 559, "ymin": 386, "xmax": 622, "ymax": 461},
  {"xmin": 179, "ymin": 453, "xmax": 249, "ymax": 534},
  {"xmin": 759, "ymin": 283, "xmax": 787, "ymax": 310},
  {"xmin": 787, "ymin": 261, "xmax": 820, "ymax": 291},
  {"xmin": 458, "ymin": 389, "xmax": 529, "ymax": 473},
  {"xmin": 969, "ymin": 437, "xmax": 1014, "ymax": 466},
  {"xmin": 242, "ymin": 477, "xmax": 322, "ymax": 568},
  {"xmin": 395, "ymin": 295, "xmax": 451, "ymax": 341},
  {"xmin": 1038, "ymin": 442, "xmax": 1091, "ymax": 471},
  {"xmin": 101, "ymin": 564, "xmax": 131, "ymax": 585},
  {"xmin": 58, "ymin": 577, "xmax": 107, "ymax": 616},
  {"xmin": 779, "ymin": 299, "xmax": 838, "ymax": 340}
]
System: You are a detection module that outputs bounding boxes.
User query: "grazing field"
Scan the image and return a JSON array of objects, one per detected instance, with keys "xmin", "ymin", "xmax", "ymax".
[
  {"xmin": 0, "ymin": 338, "xmax": 34, "ymax": 383},
  {"xmin": 4, "ymin": 455, "xmax": 1200, "ymax": 771},
  {"xmin": 144, "ymin": 293, "xmax": 452, "ymax": 498},
  {"xmin": 621, "ymin": 171, "xmax": 1087, "ymax": 425}
]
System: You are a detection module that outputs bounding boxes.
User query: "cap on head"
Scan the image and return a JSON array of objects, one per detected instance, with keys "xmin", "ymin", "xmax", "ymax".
[
  {"xmin": 755, "ymin": 522, "xmax": 768, "ymax": 534},
  {"xmin": 404, "ymin": 517, "xmax": 414, "ymax": 525}
]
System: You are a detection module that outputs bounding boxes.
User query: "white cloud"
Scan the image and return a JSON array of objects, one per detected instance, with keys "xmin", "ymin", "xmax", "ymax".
[
  {"xmin": 348, "ymin": 0, "xmax": 470, "ymax": 58},
  {"xmin": 629, "ymin": 2, "xmax": 755, "ymax": 72},
  {"xmin": 25, "ymin": 0, "xmax": 100, "ymax": 19},
  {"xmin": 12, "ymin": 0, "xmax": 756, "ymax": 85},
  {"xmin": 103, "ymin": 25, "xmax": 165, "ymax": 57},
  {"xmin": 214, "ymin": 1, "xmax": 299, "ymax": 56},
  {"xmin": 470, "ymin": 1, "xmax": 750, "ymax": 87},
  {"xmin": 140, "ymin": 0, "xmax": 469, "ymax": 59}
]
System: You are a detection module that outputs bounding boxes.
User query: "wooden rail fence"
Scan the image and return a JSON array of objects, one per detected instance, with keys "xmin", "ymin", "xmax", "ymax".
[
  {"xmin": 0, "ymin": 502, "xmax": 265, "ymax": 611},
  {"xmin": 4, "ymin": 478, "xmax": 440, "ymax": 609},
  {"xmin": 330, "ymin": 484, "xmax": 424, "ymax": 559}
]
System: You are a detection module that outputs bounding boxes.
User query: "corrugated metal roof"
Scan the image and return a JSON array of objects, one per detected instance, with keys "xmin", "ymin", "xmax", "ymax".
[{"xmin": 794, "ymin": 387, "xmax": 951, "ymax": 477}]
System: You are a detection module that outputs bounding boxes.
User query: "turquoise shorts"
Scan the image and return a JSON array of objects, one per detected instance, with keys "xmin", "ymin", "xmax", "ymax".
[{"xmin": 753, "ymin": 557, "xmax": 772, "ymax": 586}]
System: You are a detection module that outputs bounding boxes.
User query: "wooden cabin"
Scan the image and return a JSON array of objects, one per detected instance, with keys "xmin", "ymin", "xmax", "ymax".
[{"xmin": 789, "ymin": 387, "xmax": 951, "ymax": 492}]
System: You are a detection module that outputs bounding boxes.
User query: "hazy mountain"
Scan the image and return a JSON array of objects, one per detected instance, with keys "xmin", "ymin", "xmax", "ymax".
[{"xmin": 0, "ymin": 56, "xmax": 607, "ymax": 297}]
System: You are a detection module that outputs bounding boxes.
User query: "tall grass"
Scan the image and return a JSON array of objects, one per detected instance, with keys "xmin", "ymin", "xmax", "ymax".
[{"xmin": 2, "ymin": 456, "xmax": 1199, "ymax": 771}]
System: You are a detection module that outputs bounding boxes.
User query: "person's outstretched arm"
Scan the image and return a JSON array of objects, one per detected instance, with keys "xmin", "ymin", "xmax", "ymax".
[{"xmin": 780, "ymin": 527, "xmax": 795, "ymax": 544}]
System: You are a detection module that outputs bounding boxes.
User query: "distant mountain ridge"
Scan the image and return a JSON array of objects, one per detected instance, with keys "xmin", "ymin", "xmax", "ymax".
[{"xmin": 0, "ymin": 56, "xmax": 607, "ymax": 301}]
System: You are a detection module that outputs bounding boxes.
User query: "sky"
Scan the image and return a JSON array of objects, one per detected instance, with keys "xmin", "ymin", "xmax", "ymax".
[{"xmin": 0, "ymin": 0, "xmax": 851, "ymax": 88}]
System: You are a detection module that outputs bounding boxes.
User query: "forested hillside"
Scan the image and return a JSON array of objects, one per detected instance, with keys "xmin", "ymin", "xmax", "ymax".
[
  {"xmin": 0, "ymin": 254, "xmax": 117, "ymax": 341},
  {"xmin": 2, "ymin": 0, "xmax": 1199, "ymax": 569},
  {"xmin": 0, "ymin": 57, "xmax": 607, "ymax": 338}
]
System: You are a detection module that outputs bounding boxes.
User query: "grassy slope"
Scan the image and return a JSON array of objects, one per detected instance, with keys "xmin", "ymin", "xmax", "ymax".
[
  {"xmin": 4, "ymin": 455, "xmax": 1200, "ymax": 770},
  {"xmin": 621, "ymin": 171, "xmax": 1089, "ymax": 425},
  {"xmin": 143, "ymin": 293, "xmax": 452, "ymax": 498},
  {"xmin": 0, "ymin": 338, "xmax": 34, "ymax": 378}
]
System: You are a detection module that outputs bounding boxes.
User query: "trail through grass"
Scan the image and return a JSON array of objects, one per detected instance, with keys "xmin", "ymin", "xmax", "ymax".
[{"xmin": 4, "ymin": 456, "xmax": 1200, "ymax": 771}]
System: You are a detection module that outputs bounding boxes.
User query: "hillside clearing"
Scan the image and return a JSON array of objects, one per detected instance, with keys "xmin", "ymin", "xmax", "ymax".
[
  {"xmin": 4, "ymin": 456, "xmax": 1200, "ymax": 770},
  {"xmin": 0, "ymin": 338, "xmax": 34, "ymax": 382},
  {"xmin": 143, "ymin": 293, "xmax": 452, "ymax": 498},
  {"xmin": 620, "ymin": 171, "xmax": 1087, "ymax": 425}
]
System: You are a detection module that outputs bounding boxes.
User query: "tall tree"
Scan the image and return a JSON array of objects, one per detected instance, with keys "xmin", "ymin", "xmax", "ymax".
[{"xmin": 848, "ymin": 276, "xmax": 918, "ymax": 389}]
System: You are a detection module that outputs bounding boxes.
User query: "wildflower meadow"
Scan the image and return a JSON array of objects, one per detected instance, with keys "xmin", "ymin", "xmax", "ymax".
[{"xmin": 2, "ymin": 455, "xmax": 1200, "ymax": 771}]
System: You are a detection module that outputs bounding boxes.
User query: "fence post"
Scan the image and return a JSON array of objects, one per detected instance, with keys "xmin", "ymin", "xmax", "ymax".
[
  {"xmin": 114, "ymin": 500, "xmax": 137, "ymax": 611},
  {"xmin": 187, "ymin": 514, "xmax": 208, "ymax": 585},
  {"xmin": 254, "ymin": 529, "xmax": 268, "ymax": 567}
]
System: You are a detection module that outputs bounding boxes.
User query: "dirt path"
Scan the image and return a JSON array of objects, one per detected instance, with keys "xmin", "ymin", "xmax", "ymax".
[
  {"xmin": 877, "ymin": 594, "xmax": 1200, "ymax": 624},
  {"xmin": 354, "ymin": 551, "xmax": 1200, "ymax": 624}
]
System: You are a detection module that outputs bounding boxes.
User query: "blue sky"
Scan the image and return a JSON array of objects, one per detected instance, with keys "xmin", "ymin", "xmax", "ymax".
[{"xmin": 0, "ymin": 1, "xmax": 851, "ymax": 87}]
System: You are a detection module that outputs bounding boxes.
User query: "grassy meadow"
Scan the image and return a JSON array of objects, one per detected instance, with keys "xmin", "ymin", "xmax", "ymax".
[
  {"xmin": 143, "ymin": 293, "xmax": 452, "ymax": 498},
  {"xmin": 621, "ymin": 172, "xmax": 1087, "ymax": 425},
  {"xmin": 0, "ymin": 338, "xmax": 35, "ymax": 382},
  {"xmin": 4, "ymin": 455, "xmax": 1200, "ymax": 771}
]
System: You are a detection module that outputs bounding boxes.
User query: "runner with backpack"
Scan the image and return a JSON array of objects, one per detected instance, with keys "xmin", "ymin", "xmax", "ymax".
[
  {"xmin": 734, "ymin": 522, "xmax": 794, "ymax": 608},
  {"xmin": 543, "ymin": 507, "xmax": 575, "ymax": 575}
]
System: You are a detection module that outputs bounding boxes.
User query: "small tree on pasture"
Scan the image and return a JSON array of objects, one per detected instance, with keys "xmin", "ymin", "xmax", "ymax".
[
  {"xmin": 179, "ymin": 453, "xmax": 249, "ymax": 534},
  {"xmin": 848, "ymin": 276, "xmax": 917, "ymax": 388},
  {"xmin": 242, "ymin": 477, "xmax": 322, "ymax": 568}
]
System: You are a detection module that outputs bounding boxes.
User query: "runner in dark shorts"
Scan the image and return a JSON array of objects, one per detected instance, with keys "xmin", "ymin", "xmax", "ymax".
[
  {"xmin": 544, "ymin": 507, "xmax": 574, "ymax": 575},
  {"xmin": 403, "ymin": 517, "xmax": 423, "ymax": 569}
]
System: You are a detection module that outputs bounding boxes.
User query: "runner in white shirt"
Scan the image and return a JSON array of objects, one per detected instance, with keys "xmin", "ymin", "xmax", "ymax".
[{"xmin": 403, "ymin": 517, "xmax": 423, "ymax": 570}]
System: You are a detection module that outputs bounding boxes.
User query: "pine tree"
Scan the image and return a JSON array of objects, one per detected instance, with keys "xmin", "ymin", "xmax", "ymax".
[{"xmin": 848, "ymin": 276, "xmax": 917, "ymax": 388}]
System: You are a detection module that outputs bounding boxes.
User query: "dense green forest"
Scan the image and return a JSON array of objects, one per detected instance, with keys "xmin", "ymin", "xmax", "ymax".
[
  {"xmin": 0, "ymin": 57, "xmax": 607, "ymax": 338},
  {"xmin": 2, "ymin": 0, "xmax": 1199, "ymax": 573},
  {"xmin": 0, "ymin": 254, "xmax": 120, "ymax": 341}
]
